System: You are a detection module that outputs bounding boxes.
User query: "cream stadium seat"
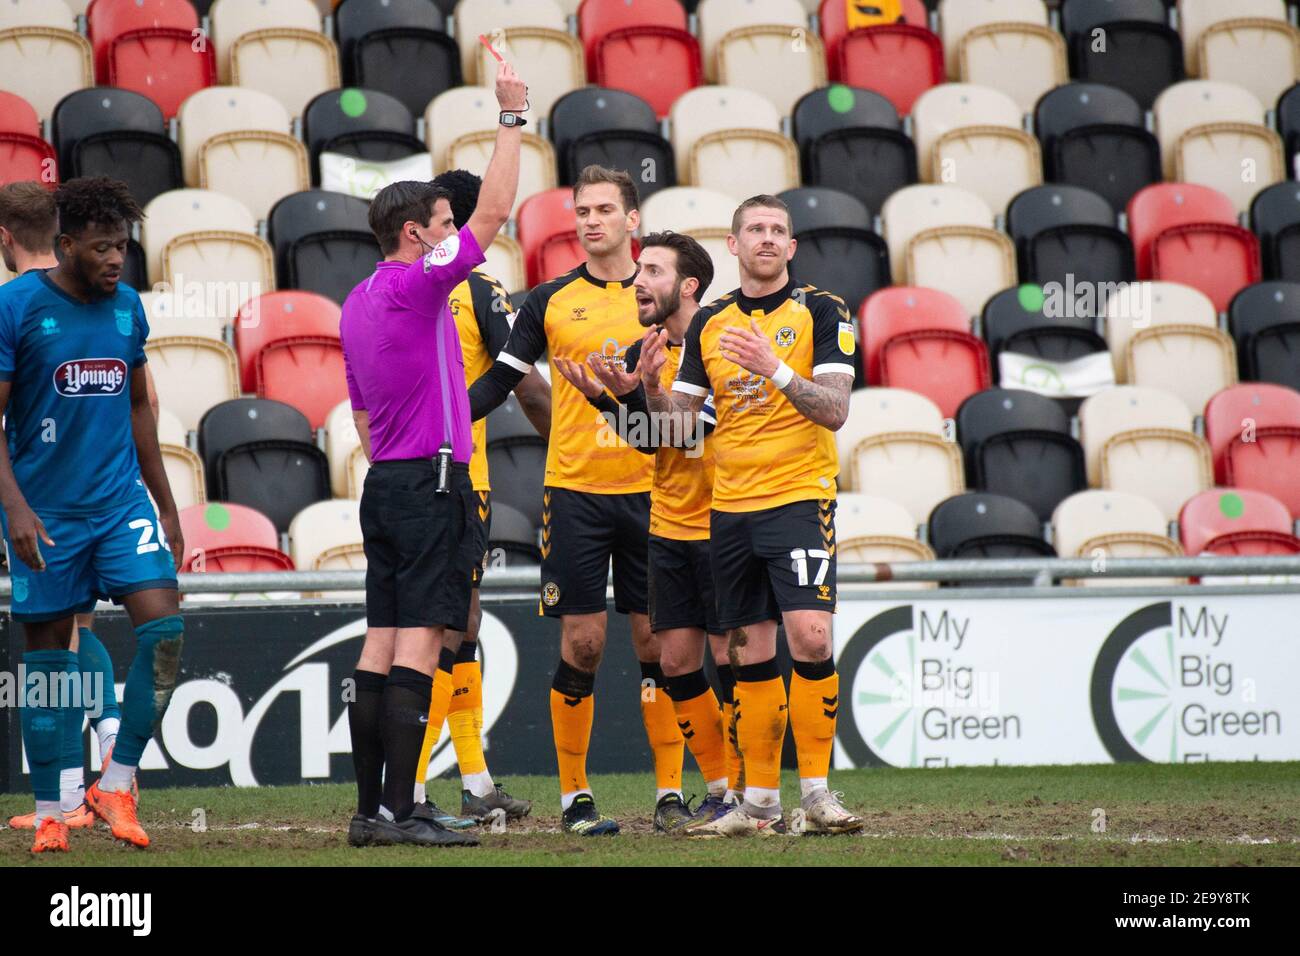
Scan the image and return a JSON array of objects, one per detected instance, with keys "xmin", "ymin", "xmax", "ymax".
[
  {"xmin": 905, "ymin": 226, "xmax": 1016, "ymax": 318},
  {"xmin": 454, "ymin": 0, "xmax": 566, "ymax": 84},
  {"xmin": 697, "ymin": 0, "xmax": 809, "ymax": 82},
  {"xmin": 911, "ymin": 83, "xmax": 1023, "ymax": 184},
  {"xmin": 209, "ymin": 0, "xmax": 322, "ymax": 84},
  {"xmin": 483, "ymin": 234, "xmax": 526, "ymax": 298},
  {"xmin": 0, "ymin": 0, "xmax": 74, "ymax": 29},
  {"xmin": 881, "ymin": 184, "xmax": 993, "ymax": 284},
  {"xmin": 670, "ymin": 86, "xmax": 785, "ymax": 189},
  {"xmin": 1079, "ymin": 385, "xmax": 1212, "ymax": 519},
  {"xmin": 836, "ymin": 385, "xmax": 947, "ymax": 480},
  {"xmin": 1104, "ymin": 281, "xmax": 1217, "ymax": 381},
  {"xmin": 1126, "ymin": 325, "xmax": 1238, "ymax": 415},
  {"xmin": 161, "ymin": 231, "xmax": 276, "ymax": 311},
  {"xmin": 1052, "ymin": 489, "xmax": 1184, "ymax": 586},
  {"xmin": 958, "ymin": 22, "xmax": 1066, "ymax": 113},
  {"xmin": 1174, "ymin": 122, "xmax": 1286, "ymax": 215},
  {"xmin": 835, "ymin": 492, "xmax": 936, "ymax": 587},
  {"xmin": 446, "ymin": 134, "xmax": 557, "ymax": 218},
  {"xmin": 715, "ymin": 24, "xmax": 826, "ymax": 118},
  {"xmin": 1153, "ymin": 80, "xmax": 1266, "ymax": 179},
  {"xmin": 346, "ymin": 444, "xmax": 370, "ymax": 499},
  {"xmin": 425, "ymin": 87, "xmax": 555, "ymax": 180},
  {"xmin": 230, "ymin": 30, "xmax": 339, "ymax": 120},
  {"xmin": 931, "ymin": 126, "xmax": 1042, "ymax": 214},
  {"xmin": 938, "ymin": 0, "xmax": 1048, "ymax": 80},
  {"xmin": 289, "ymin": 499, "xmax": 365, "ymax": 571},
  {"xmin": 639, "ymin": 187, "xmax": 738, "ymax": 235},
  {"xmin": 1178, "ymin": 0, "xmax": 1288, "ymax": 75},
  {"xmin": 681, "ymin": 229, "xmax": 742, "ymax": 303},
  {"xmin": 145, "ymin": 338, "xmax": 241, "ymax": 432},
  {"xmin": 155, "ymin": 406, "xmax": 206, "ymax": 512},
  {"xmin": 0, "ymin": 23, "xmax": 92, "ymax": 122},
  {"xmin": 1199, "ymin": 19, "xmax": 1300, "ymax": 110},
  {"xmin": 139, "ymin": 292, "xmax": 227, "ymax": 343},
  {"xmin": 141, "ymin": 189, "xmax": 258, "ymax": 285},
  {"xmin": 325, "ymin": 398, "xmax": 360, "ymax": 498},
  {"xmin": 179, "ymin": 87, "xmax": 292, "ymax": 187},
  {"xmin": 474, "ymin": 28, "xmax": 584, "ymax": 118}
]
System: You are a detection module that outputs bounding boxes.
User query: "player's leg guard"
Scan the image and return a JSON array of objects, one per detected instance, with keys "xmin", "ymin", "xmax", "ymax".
[
  {"xmin": 413, "ymin": 648, "xmax": 456, "ymax": 804},
  {"xmin": 111, "ymin": 615, "xmax": 184, "ymax": 776},
  {"xmin": 448, "ymin": 641, "xmax": 492, "ymax": 794},
  {"xmin": 77, "ymin": 627, "xmax": 121, "ymax": 752},
  {"xmin": 640, "ymin": 661, "xmax": 685, "ymax": 799},
  {"xmin": 550, "ymin": 659, "xmax": 595, "ymax": 807},
  {"xmin": 789, "ymin": 657, "xmax": 838, "ymax": 793},
  {"xmin": 664, "ymin": 668, "xmax": 727, "ymax": 796},
  {"xmin": 734, "ymin": 657, "xmax": 786, "ymax": 809},
  {"xmin": 22, "ymin": 650, "xmax": 79, "ymax": 821}
]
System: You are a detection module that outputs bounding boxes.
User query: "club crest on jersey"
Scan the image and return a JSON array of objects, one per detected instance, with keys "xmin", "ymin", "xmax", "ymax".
[
  {"xmin": 115, "ymin": 309, "xmax": 134, "ymax": 336},
  {"xmin": 838, "ymin": 321, "xmax": 855, "ymax": 355},
  {"xmin": 542, "ymin": 581, "xmax": 561, "ymax": 606},
  {"xmin": 53, "ymin": 358, "xmax": 128, "ymax": 397},
  {"xmin": 775, "ymin": 326, "xmax": 796, "ymax": 348},
  {"xmin": 41, "ymin": 317, "xmax": 59, "ymax": 336}
]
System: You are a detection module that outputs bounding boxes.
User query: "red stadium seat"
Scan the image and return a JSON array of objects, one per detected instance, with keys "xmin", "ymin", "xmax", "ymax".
[
  {"xmin": 594, "ymin": 26, "xmax": 702, "ymax": 119},
  {"xmin": 255, "ymin": 336, "xmax": 348, "ymax": 430},
  {"xmin": 1151, "ymin": 223, "xmax": 1260, "ymax": 313},
  {"xmin": 819, "ymin": 0, "xmax": 929, "ymax": 73},
  {"xmin": 0, "ymin": 133, "xmax": 56, "ymax": 189},
  {"xmin": 108, "ymin": 28, "xmax": 216, "ymax": 120},
  {"xmin": 178, "ymin": 501, "xmax": 293, "ymax": 572},
  {"xmin": 1203, "ymin": 530, "xmax": 1300, "ymax": 557},
  {"xmin": 0, "ymin": 91, "xmax": 41, "ymax": 137},
  {"xmin": 517, "ymin": 187, "xmax": 577, "ymax": 287},
  {"xmin": 879, "ymin": 328, "xmax": 991, "ymax": 418},
  {"xmin": 578, "ymin": 0, "xmax": 686, "ymax": 77},
  {"xmin": 1125, "ymin": 182, "xmax": 1237, "ymax": 280},
  {"xmin": 87, "ymin": 0, "xmax": 197, "ymax": 84},
  {"xmin": 861, "ymin": 286, "xmax": 969, "ymax": 384},
  {"xmin": 234, "ymin": 291, "xmax": 341, "ymax": 394},
  {"xmin": 837, "ymin": 25, "xmax": 944, "ymax": 116},
  {"xmin": 1224, "ymin": 425, "xmax": 1300, "ymax": 519},
  {"xmin": 1203, "ymin": 382, "xmax": 1300, "ymax": 482},
  {"xmin": 1179, "ymin": 487, "xmax": 1294, "ymax": 554}
]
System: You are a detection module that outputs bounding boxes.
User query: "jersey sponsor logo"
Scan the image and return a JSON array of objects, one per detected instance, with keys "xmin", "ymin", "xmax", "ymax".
[
  {"xmin": 838, "ymin": 321, "xmax": 855, "ymax": 355},
  {"xmin": 775, "ymin": 326, "xmax": 797, "ymax": 348},
  {"xmin": 726, "ymin": 371, "xmax": 771, "ymax": 413},
  {"xmin": 542, "ymin": 581, "xmax": 561, "ymax": 606},
  {"xmin": 41, "ymin": 316, "xmax": 59, "ymax": 336},
  {"xmin": 588, "ymin": 336, "xmax": 630, "ymax": 373},
  {"xmin": 115, "ymin": 309, "xmax": 134, "ymax": 336},
  {"xmin": 53, "ymin": 358, "xmax": 129, "ymax": 397},
  {"xmin": 423, "ymin": 234, "xmax": 460, "ymax": 271}
]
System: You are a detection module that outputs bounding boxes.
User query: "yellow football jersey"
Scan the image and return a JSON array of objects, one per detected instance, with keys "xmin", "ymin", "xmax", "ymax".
[
  {"xmin": 648, "ymin": 341, "xmax": 715, "ymax": 540},
  {"xmin": 673, "ymin": 279, "xmax": 855, "ymax": 513},
  {"xmin": 500, "ymin": 264, "xmax": 654, "ymax": 495},
  {"xmin": 449, "ymin": 269, "xmax": 515, "ymax": 492}
]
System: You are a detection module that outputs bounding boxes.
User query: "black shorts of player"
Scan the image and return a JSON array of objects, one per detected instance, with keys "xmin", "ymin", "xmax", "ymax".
[
  {"xmin": 540, "ymin": 487, "xmax": 649, "ymax": 617},
  {"xmin": 470, "ymin": 490, "xmax": 491, "ymax": 589},
  {"xmin": 359, "ymin": 459, "xmax": 476, "ymax": 631},
  {"xmin": 647, "ymin": 534, "xmax": 724, "ymax": 636},
  {"xmin": 709, "ymin": 498, "xmax": 837, "ymax": 630}
]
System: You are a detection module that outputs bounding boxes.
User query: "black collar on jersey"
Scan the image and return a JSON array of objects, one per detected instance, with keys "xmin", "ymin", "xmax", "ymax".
[
  {"xmin": 578, "ymin": 261, "xmax": 637, "ymax": 289},
  {"xmin": 735, "ymin": 276, "xmax": 798, "ymax": 316}
]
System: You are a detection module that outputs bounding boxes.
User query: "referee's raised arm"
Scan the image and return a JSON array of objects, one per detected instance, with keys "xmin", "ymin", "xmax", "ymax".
[{"xmin": 464, "ymin": 60, "xmax": 528, "ymax": 252}]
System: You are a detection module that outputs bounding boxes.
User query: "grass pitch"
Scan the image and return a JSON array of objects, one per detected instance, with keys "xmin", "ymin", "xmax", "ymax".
[{"xmin": 3, "ymin": 762, "xmax": 1298, "ymax": 866}]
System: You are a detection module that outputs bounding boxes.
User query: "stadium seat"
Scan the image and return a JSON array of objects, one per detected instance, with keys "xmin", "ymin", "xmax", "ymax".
[
  {"xmin": 445, "ymin": 135, "xmax": 556, "ymax": 220},
  {"xmin": 1071, "ymin": 19, "xmax": 1184, "ymax": 110},
  {"xmin": 1126, "ymin": 324, "xmax": 1238, "ymax": 415},
  {"xmin": 1080, "ymin": 385, "xmax": 1212, "ymax": 518},
  {"xmin": 0, "ymin": 0, "xmax": 74, "ymax": 30},
  {"xmin": 486, "ymin": 397, "xmax": 547, "ymax": 528},
  {"xmin": 473, "ymin": 28, "xmax": 585, "ymax": 120},
  {"xmin": 178, "ymin": 501, "xmax": 293, "ymax": 573},
  {"xmin": 791, "ymin": 86, "xmax": 912, "ymax": 206},
  {"xmin": 199, "ymin": 397, "xmax": 313, "ymax": 492},
  {"xmin": 51, "ymin": 88, "xmax": 180, "ymax": 207},
  {"xmin": 87, "ymin": 0, "xmax": 197, "ymax": 83},
  {"xmin": 215, "ymin": 437, "xmax": 330, "ymax": 534},
  {"xmin": 1250, "ymin": 182, "xmax": 1300, "ymax": 282},
  {"xmin": 1006, "ymin": 185, "xmax": 1132, "ymax": 287},
  {"xmin": 267, "ymin": 190, "xmax": 379, "ymax": 304},
  {"xmin": 835, "ymin": 492, "xmax": 935, "ymax": 581},
  {"xmin": 0, "ymin": 26, "xmax": 94, "ymax": 123},
  {"xmin": 905, "ymin": 225, "xmax": 1016, "ymax": 320},
  {"xmin": 715, "ymin": 25, "xmax": 827, "ymax": 118},
  {"xmin": 1006, "ymin": 184, "xmax": 1117, "ymax": 266},
  {"xmin": 107, "ymin": 26, "xmax": 216, "ymax": 120},
  {"xmin": 931, "ymin": 125, "xmax": 1042, "ymax": 217},
  {"xmin": 230, "ymin": 30, "xmax": 338, "ymax": 121},
  {"xmin": 324, "ymin": 398, "xmax": 360, "ymax": 498},
  {"xmin": 1175, "ymin": 123, "xmax": 1286, "ymax": 216},
  {"xmin": 335, "ymin": 0, "xmax": 459, "ymax": 115},
  {"xmin": 927, "ymin": 491, "xmax": 1055, "ymax": 561},
  {"xmin": 697, "ymin": 0, "xmax": 808, "ymax": 82},
  {"xmin": 835, "ymin": 386, "xmax": 945, "ymax": 486},
  {"xmin": 255, "ymin": 334, "xmax": 346, "ymax": 430},
  {"xmin": 0, "ymin": 91, "xmax": 40, "ymax": 138},
  {"xmin": 1104, "ymin": 280, "xmax": 1217, "ymax": 381},
  {"xmin": 487, "ymin": 501, "xmax": 540, "ymax": 566},
  {"xmin": 346, "ymin": 444, "xmax": 369, "ymax": 499},
  {"xmin": 234, "ymin": 290, "xmax": 341, "ymax": 393},
  {"xmin": 860, "ymin": 286, "xmax": 968, "ymax": 385},
  {"xmin": 549, "ymin": 88, "xmax": 673, "ymax": 192},
  {"xmin": 579, "ymin": 0, "xmax": 688, "ymax": 70},
  {"xmin": 1153, "ymin": 80, "xmax": 1266, "ymax": 179},
  {"xmin": 639, "ymin": 186, "xmax": 736, "ymax": 235},
  {"xmin": 144, "ymin": 337, "xmax": 241, "ymax": 433},
  {"xmin": 1052, "ymin": 489, "xmax": 1184, "ymax": 585},
  {"xmin": 178, "ymin": 86, "xmax": 291, "ymax": 186},
  {"xmin": 880, "ymin": 328, "xmax": 990, "ymax": 418},
  {"xmin": 1179, "ymin": 487, "xmax": 1295, "ymax": 555},
  {"xmin": 289, "ymin": 499, "xmax": 364, "ymax": 571},
  {"xmin": 141, "ymin": 187, "xmax": 261, "ymax": 285},
  {"xmin": 818, "ymin": 0, "xmax": 928, "ymax": 66},
  {"xmin": 302, "ymin": 88, "xmax": 424, "ymax": 188},
  {"xmin": 139, "ymin": 291, "xmax": 226, "ymax": 343},
  {"xmin": 1151, "ymin": 224, "xmax": 1260, "ymax": 313},
  {"xmin": 1229, "ymin": 281, "xmax": 1300, "ymax": 387},
  {"xmin": 455, "ymin": 0, "xmax": 566, "ymax": 83},
  {"xmin": 669, "ymin": 86, "xmax": 796, "ymax": 199},
  {"xmin": 516, "ymin": 187, "xmax": 581, "ymax": 288},
  {"xmin": 785, "ymin": 191, "xmax": 890, "ymax": 317},
  {"xmin": 1126, "ymin": 182, "xmax": 1238, "ymax": 280},
  {"xmin": 1178, "ymin": 0, "xmax": 1289, "ymax": 75},
  {"xmin": 780, "ymin": 186, "xmax": 869, "ymax": 233},
  {"xmin": 880, "ymin": 183, "xmax": 993, "ymax": 285},
  {"xmin": 911, "ymin": 83, "xmax": 1022, "ymax": 185},
  {"xmin": 1204, "ymin": 381, "xmax": 1300, "ymax": 483},
  {"xmin": 938, "ymin": 0, "xmax": 1046, "ymax": 80},
  {"xmin": 955, "ymin": 386, "xmax": 1086, "ymax": 520},
  {"xmin": 1198, "ymin": 18, "xmax": 1300, "ymax": 110},
  {"xmin": 958, "ymin": 22, "xmax": 1066, "ymax": 114},
  {"xmin": 1060, "ymin": 0, "xmax": 1165, "ymax": 64},
  {"xmin": 156, "ymin": 406, "xmax": 206, "ymax": 512},
  {"xmin": 836, "ymin": 24, "xmax": 944, "ymax": 117},
  {"xmin": 1279, "ymin": 82, "xmax": 1300, "ymax": 172},
  {"xmin": 592, "ymin": 24, "xmax": 702, "ymax": 120},
  {"xmin": 0, "ymin": 131, "xmax": 56, "ymax": 190},
  {"xmin": 209, "ymin": 0, "xmax": 322, "ymax": 83},
  {"xmin": 1222, "ymin": 427, "xmax": 1300, "ymax": 519}
]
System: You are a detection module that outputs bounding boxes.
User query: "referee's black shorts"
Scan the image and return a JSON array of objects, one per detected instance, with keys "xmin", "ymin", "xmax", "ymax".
[{"xmin": 359, "ymin": 459, "xmax": 476, "ymax": 631}]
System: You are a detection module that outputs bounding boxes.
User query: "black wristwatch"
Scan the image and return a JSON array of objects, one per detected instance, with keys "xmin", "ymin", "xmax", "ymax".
[{"xmin": 499, "ymin": 111, "xmax": 527, "ymax": 128}]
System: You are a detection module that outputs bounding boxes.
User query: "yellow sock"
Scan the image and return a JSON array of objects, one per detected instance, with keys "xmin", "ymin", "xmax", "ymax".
[
  {"xmin": 790, "ymin": 662, "xmax": 838, "ymax": 781},
  {"xmin": 666, "ymin": 669, "xmax": 727, "ymax": 789},
  {"xmin": 551, "ymin": 660, "xmax": 595, "ymax": 796},
  {"xmin": 640, "ymin": 663, "xmax": 684, "ymax": 793},
  {"xmin": 734, "ymin": 660, "xmax": 787, "ymax": 793},
  {"xmin": 448, "ymin": 655, "xmax": 487, "ymax": 777},
  {"xmin": 724, "ymin": 700, "xmax": 744, "ymax": 793},
  {"xmin": 415, "ymin": 664, "xmax": 455, "ymax": 783}
]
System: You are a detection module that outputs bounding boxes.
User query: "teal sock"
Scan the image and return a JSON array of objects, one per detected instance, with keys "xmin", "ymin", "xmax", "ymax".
[
  {"xmin": 77, "ymin": 627, "xmax": 119, "ymax": 727},
  {"xmin": 21, "ymin": 650, "xmax": 78, "ymax": 803},
  {"xmin": 114, "ymin": 615, "xmax": 184, "ymax": 769}
]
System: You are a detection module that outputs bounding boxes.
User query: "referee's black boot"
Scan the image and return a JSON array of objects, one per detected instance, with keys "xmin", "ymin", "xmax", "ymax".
[{"xmin": 372, "ymin": 806, "xmax": 479, "ymax": 847}]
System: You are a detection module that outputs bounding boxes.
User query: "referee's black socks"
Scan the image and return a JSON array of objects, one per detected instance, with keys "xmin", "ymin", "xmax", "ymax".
[
  {"xmin": 380, "ymin": 666, "xmax": 434, "ymax": 821},
  {"xmin": 348, "ymin": 669, "xmax": 387, "ymax": 818}
]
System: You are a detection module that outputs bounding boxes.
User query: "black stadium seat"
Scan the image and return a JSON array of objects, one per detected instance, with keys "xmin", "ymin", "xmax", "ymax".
[
  {"xmin": 1006, "ymin": 184, "xmax": 1133, "ymax": 286},
  {"xmin": 335, "ymin": 0, "xmax": 461, "ymax": 116},
  {"xmin": 955, "ymin": 387, "xmax": 1087, "ymax": 520},
  {"xmin": 1228, "ymin": 281, "xmax": 1300, "ymax": 389},
  {"xmin": 785, "ymin": 187, "xmax": 889, "ymax": 315},
  {"xmin": 1278, "ymin": 83, "xmax": 1300, "ymax": 170},
  {"xmin": 52, "ymin": 88, "xmax": 182, "ymax": 208},
  {"xmin": 487, "ymin": 501, "xmax": 541, "ymax": 566},
  {"xmin": 780, "ymin": 187, "xmax": 871, "ymax": 234},
  {"xmin": 1071, "ymin": 20, "xmax": 1184, "ymax": 110},
  {"xmin": 198, "ymin": 398, "xmax": 314, "ymax": 496},
  {"xmin": 302, "ymin": 88, "xmax": 424, "ymax": 185},
  {"xmin": 267, "ymin": 191, "xmax": 381, "ymax": 304},
  {"xmin": 1249, "ymin": 181, "xmax": 1300, "ymax": 282},
  {"xmin": 927, "ymin": 492, "xmax": 1056, "ymax": 583},
  {"xmin": 549, "ymin": 88, "xmax": 674, "ymax": 192},
  {"xmin": 123, "ymin": 238, "xmax": 148, "ymax": 292},
  {"xmin": 1059, "ymin": 0, "xmax": 1168, "ymax": 67},
  {"xmin": 486, "ymin": 395, "xmax": 547, "ymax": 529},
  {"xmin": 215, "ymin": 441, "xmax": 331, "ymax": 534}
]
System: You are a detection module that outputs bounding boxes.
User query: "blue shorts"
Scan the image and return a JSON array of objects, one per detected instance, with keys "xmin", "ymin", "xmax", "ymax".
[{"xmin": 2, "ymin": 486, "xmax": 178, "ymax": 623}]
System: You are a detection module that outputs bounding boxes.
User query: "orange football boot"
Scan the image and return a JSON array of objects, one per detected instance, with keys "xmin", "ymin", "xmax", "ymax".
[
  {"xmin": 10, "ymin": 802, "xmax": 96, "ymax": 830},
  {"xmin": 86, "ymin": 781, "xmax": 149, "ymax": 848},
  {"xmin": 32, "ymin": 817, "xmax": 70, "ymax": 853}
]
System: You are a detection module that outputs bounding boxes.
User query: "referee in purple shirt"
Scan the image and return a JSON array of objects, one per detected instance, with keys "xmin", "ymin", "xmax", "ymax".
[{"xmin": 340, "ymin": 60, "xmax": 528, "ymax": 849}]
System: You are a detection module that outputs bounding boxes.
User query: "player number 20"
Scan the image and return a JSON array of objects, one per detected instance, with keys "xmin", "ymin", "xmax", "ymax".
[
  {"xmin": 789, "ymin": 548, "xmax": 830, "ymax": 587},
  {"xmin": 129, "ymin": 517, "xmax": 171, "ymax": 555}
]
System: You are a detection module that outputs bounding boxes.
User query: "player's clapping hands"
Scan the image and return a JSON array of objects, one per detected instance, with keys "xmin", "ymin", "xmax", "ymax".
[
  {"xmin": 719, "ymin": 320, "xmax": 779, "ymax": 379},
  {"xmin": 553, "ymin": 356, "xmax": 606, "ymax": 400}
]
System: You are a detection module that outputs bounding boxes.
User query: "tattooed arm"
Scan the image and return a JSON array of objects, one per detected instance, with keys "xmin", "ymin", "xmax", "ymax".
[{"xmin": 777, "ymin": 371, "xmax": 852, "ymax": 430}]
